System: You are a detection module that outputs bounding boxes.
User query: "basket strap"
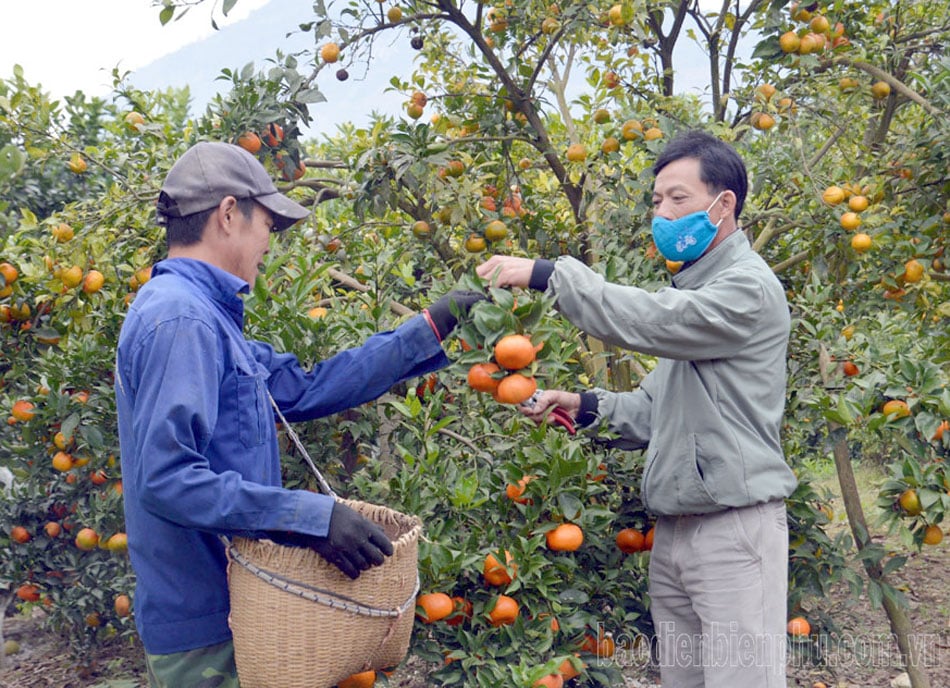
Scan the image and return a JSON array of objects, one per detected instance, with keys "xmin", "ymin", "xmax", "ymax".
[
  {"xmin": 268, "ymin": 393, "xmax": 337, "ymax": 498},
  {"xmin": 227, "ymin": 541, "xmax": 419, "ymax": 618}
]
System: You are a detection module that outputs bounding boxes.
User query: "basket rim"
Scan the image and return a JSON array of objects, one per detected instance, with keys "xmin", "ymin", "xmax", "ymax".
[{"xmin": 226, "ymin": 540, "xmax": 420, "ymax": 617}]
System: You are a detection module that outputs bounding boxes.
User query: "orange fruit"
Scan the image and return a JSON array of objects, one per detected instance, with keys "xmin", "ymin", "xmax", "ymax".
[
  {"xmin": 493, "ymin": 334, "xmax": 537, "ymax": 370},
  {"xmin": 492, "ymin": 374, "xmax": 537, "ymax": 405},
  {"xmin": 0, "ymin": 261, "xmax": 18, "ymax": 284},
  {"xmin": 261, "ymin": 122, "xmax": 284, "ymax": 147},
  {"xmin": 580, "ymin": 631, "xmax": 615, "ymax": 657},
  {"xmin": 839, "ymin": 212, "xmax": 861, "ymax": 231},
  {"xmin": 445, "ymin": 596, "xmax": 473, "ymax": 626},
  {"xmin": 848, "ymin": 195, "xmax": 869, "ymax": 212},
  {"xmin": 416, "ymin": 592, "xmax": 454, "ymax": 623},
  {"xmin": 922, "ymin": 525, "xmax": 943, "ymax": 546},
  {"xmin": 464, "ymin": 234, "xmax": 487, "ymax": 253},
  {"xmin": 592, "ymin": 108, "xmax": 611, "ymax": 124},
  {"xmin": 850, "ymin": 233, "xmax": 872, "ymax": 253},
  {"xmin": 505, "ymin": 475, "xmax": 535, "ymax": 504},
  {"xmin": 546, "ymin": 523, "xmax": 584, "ymax": 552},
  {"xmin": 11, "ymin": 399, "xmax": 35, "ymax": 422},
  {"xmin": 882, "ymin": 399, "xmax": 911, "ymax": 419},
  {"xmin": 644, "ymin": 526, "xmax": 655, "ymax": 550},
  {"xmin": 67, "ymin": 152, "xmax": 87, "ymax": 174},
  {"xmin": 565, "ymin": 143, "xmax": 587, "ymax": 163},
  {"xmin": 411, "ymin": 220, "xmax": 431, "ymax": 238},
  {"xmin": 44, "ymin": 521, "xmax": 62, "ymax": 538},
  {"xmin": 821, "ymin": 185, "xmax": 846, "ymax": 205},
  {"xmin": 337, "ymin": 670, "xmax": 376, "ymax": 688},
  {"xmin": 533, "ymin": 673, "xmax": 564, "ymax": 688},
  {"xmin": 52, "ymin": 222, "xmax": 75, "ymax": 242},
  {"xmin": 484, "ymin": 219, "xmax": 508, "ymax": 242},
  {"xmin": 620, "ymin": 119, "xmax": 643, "ymax": 140},
  {"xmin": 114, "ymin": 594, "xmax": 132, "ymax": 618},
  {"xmin": 236, "ymin": 131, "xmax": 262, "ymax": 154},
  {"xmin": 320, "ymin": 42, "xmax": 341, "ymax": 63},
  {"xmin": 75, "ymin": 527, "xmax": 100, "ymax": 551},
  {"xmin": 751, "ymin": 112, "xmax": 776, "ymax": 131},
  {"xmin": 931, "ymin": 420, "xmax": 949, "ymax": 442},
  {"xmin": 53, "ymin": 431, "xmax": 73, "ymax": 450},
  {"xmin": 755, "ymin": 83, "xmax": 777, "ymax": 101},
  {"xmin": 124, "ymin": 111, "xmax": 145, "ymax": 129},
  {"xmin": 61, "ymin": 265, "xmax": 84, "ymax": 288},
  {"xmin": 871, "ymin": 80, "xmax": 891, "ymax": 99},
  {"xmin": 809, "ymin": 14, "xmax": 830, "ymax": 33},
  {"xmin": 898, "ymin": 488, "xmax": 922, "ymax": 516},
  {"xmin": 406, "ymin": 102, "xmax": 424, "ymax": 119},
  {"xmin": 666, "ymin": 259, "xmax": 683, "ymax": 274},
  {"xmin": 467, "ymin": 362, "xmax": 502, "ymax": 394},
  {"xmin": 487, "ymin": 594, "xmax": 519, "ymax": 626},
  {"xmin": 559, "ymin": 656, "xmax": 583, "ymax": 681},
  {"xmin": 779, "ymin": 31, "xmax": 801, "ymax": 53},
  {"xmin": 643, "ymin": 127, "xmax": 663, "ymax": 141},
  {"xmin": 16, "ymin": 584, "xmax": 41, "ymax": 602},
  {"xmin": 901, "ymin": 259, "xmax": 924, "ymax": 284},
  {"xmin": 615, "ymin": 528, "xmax": 645, "ymax": 554},
  {"xmin": 52, "ymin": 451, "xmax": 74, "ymax": 472},
  {"xmin": 106, "ymin": 532, "xmax": 129, "ymax": 553},
  {"xmin": 82, "ymin": 270, "xmax": 105, "ymax": 293},
  {"xmin": 10, "ymin": 525, "xmax": 31, "ymax": 544},
  {"xmin": 842, "ymin": 361, "xmax": 859, "ymax": 377},
  {"xmin": 787, "ymin": 616, "xmax": 811, "ymax": 636},
  {"xmin": 483, "ymin": 550, "xmax": 517, "ymax": 587},
  {"xmin": 601, "ymin": 136, "xmax": 620, "ymax": 154}
]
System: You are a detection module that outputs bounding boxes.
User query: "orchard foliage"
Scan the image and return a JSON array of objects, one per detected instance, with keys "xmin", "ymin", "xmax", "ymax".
[{"xmin": 1, "ymin": 0, "xmax": 948, "ymax": 682}]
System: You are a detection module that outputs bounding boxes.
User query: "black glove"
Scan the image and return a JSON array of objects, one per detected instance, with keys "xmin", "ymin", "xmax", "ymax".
[
  {"xmin": 267, "ymin": 501, "xmax": 394, "ymax": 580},
  {"xmin": 424, "ymin": 290, "xmax": 488, "ymax": 340}
]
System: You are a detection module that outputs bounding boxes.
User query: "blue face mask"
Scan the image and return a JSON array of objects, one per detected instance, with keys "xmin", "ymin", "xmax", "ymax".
[{"xmin": 651, "ymin": 192, "xmax": 725, "ymax": 263}]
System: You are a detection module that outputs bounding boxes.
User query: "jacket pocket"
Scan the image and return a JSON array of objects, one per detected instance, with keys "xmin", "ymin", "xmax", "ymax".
[{"xmin": 236, "ymin": 366, "xmax": 268, "ymax": 448}]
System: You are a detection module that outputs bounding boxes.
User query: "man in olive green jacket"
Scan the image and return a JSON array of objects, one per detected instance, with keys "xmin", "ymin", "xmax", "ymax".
[{"xmin": 477, "ymin": 130, "xmax": 796, "ymax": 688}]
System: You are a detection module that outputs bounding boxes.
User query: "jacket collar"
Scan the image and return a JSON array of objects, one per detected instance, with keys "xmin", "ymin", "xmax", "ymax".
[
  {"xmin": 153, "ymin": 258, "xmax": 248, "ymax": 327},
  {"xmin": 672, "ymin": 230, "xmax": 750, "ymax": 290}
]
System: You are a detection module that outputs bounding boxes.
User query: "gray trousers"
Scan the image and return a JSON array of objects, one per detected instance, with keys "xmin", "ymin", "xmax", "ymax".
[{"xmin": 648, "ymin": 499, "xmax": 789, "ymax": 688}]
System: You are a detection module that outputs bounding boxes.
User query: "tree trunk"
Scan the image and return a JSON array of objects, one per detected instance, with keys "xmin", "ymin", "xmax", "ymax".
[{"xmin": 830, "ymin": 427, "xmax": 931, "ymax": 688}]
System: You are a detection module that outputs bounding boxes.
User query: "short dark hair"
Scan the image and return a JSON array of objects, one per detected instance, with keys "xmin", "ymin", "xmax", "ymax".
[
  {"xmin": 653, "ymin": 130, "xmax": 748, "ymax": 218},
  {"xmin": 164, "ymin": 197, "xmax": 257, "ymax": 249}
]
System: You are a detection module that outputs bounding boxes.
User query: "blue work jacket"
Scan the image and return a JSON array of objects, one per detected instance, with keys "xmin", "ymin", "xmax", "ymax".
[{"xmin": 114, "ymin": 258, "xmax": 448, "ymax": 654}]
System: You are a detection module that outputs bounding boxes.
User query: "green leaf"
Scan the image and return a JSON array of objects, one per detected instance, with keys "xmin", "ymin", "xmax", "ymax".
[
  {"xmin": 159, "ymin": 6, "xmax": 174, "ymax": 25},
  {"xmin": 556, "ymin": 492, "xmax": 583, "ymax": 521}
]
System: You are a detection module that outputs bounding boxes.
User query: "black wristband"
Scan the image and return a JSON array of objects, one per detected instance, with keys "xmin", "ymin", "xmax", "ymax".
[
  {"xmin": 529, "ymin": 259, "xmax": 555, "ymax": 291},
  {"xmin": 576, "ymin": 392, "xmax": 599, "ymax": 428}
]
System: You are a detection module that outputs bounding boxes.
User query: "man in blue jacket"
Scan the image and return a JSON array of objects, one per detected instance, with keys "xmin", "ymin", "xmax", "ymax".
[
  {"xmin": 477, "ymin": 131, "xmax": 796, "ymax": 687},
  {"xmin": 116, "ymin": 141, "xmax": 480, "ymax": 686}
]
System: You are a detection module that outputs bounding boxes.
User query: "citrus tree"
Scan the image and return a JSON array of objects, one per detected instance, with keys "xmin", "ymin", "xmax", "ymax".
[{"xmin": 1, "ymin": 0, "xmax": 947, "ymax": 685}]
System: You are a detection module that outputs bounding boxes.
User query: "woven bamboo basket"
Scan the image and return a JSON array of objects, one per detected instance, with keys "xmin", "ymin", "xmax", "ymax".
[{"xmin": 226, "ymin": 499, "xmax": 422, "ymax": 688}]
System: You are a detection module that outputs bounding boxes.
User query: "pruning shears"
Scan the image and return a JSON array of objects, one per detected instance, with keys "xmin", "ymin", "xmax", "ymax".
[{"xmin": 520, "ymin": 390, "xmax": 576, "ymax": 435}]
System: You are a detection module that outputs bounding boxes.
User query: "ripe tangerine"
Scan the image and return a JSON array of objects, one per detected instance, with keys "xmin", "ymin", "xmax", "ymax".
[
  {"xmin": 488, "ymin": 594, "xmax": 519, "ymax": 626},
  {"xmin": 787, "ymin": 616, "xmax": 811, "ymax": 636},
  {"xmin": 615, "ymin": 528, "xmax": 646, "ymax": 553},
  {"xmin": 492, "ymin": 374, "xmax": 537, "ymax": 405},
  {"xmin": 416, "ymin": 592, "xmax": 454, "ymax": 623},
  {"xmin": 546, "ymin": 523, "xmax": 584, "ymax": 552},
  {"xmin": 493, "ymin": 334, "xmax": 537, "ymax": 370}
]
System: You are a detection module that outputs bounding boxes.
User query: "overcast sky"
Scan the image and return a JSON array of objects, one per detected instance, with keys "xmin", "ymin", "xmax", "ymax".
[{"xmin": 0, "ymin": 0, "xmax": 270, "ymax": 100}]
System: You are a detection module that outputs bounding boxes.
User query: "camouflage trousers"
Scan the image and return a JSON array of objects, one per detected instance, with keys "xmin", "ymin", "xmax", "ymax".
[{"xmin": 145, "ymin": 639, "xmax": 240, "ymax": 688}]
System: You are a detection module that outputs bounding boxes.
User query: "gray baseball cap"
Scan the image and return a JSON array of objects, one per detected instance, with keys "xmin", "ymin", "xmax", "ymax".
[{"xmin": 156, "ymin": 141, "xmax": 309, "ymax": 232}]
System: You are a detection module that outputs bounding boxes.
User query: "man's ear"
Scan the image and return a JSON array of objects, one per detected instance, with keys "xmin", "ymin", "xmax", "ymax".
[{"xmin": 212, "ymin": 197, "xmax": 239, "ymax": 235}]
